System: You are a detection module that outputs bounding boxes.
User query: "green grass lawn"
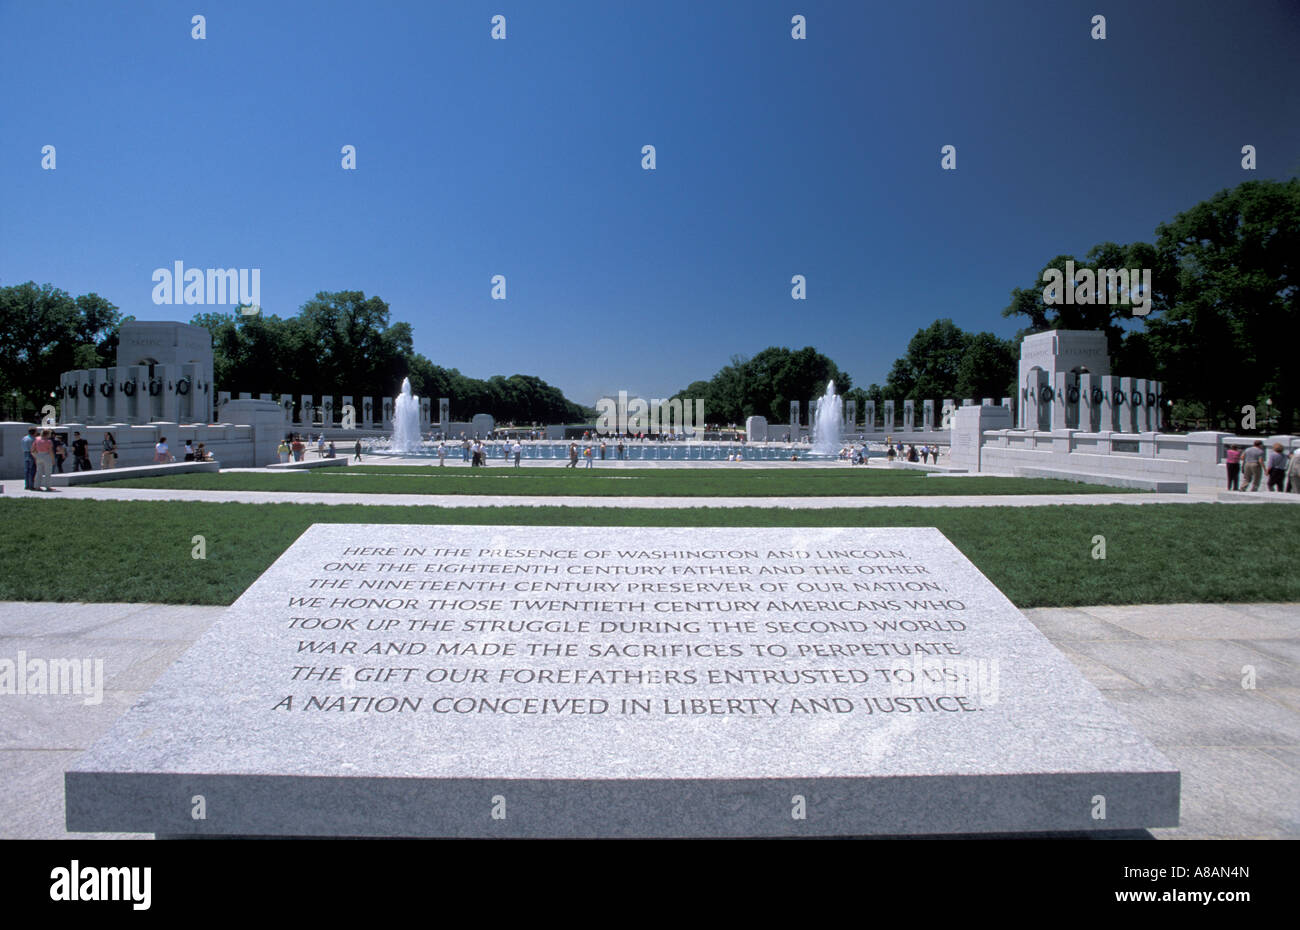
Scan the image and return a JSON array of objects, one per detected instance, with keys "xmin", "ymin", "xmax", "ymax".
[
  {"xmin": 0, "ymin": 499, "xmax": 1292, "ymax": 609},
  {"xmin": 93, "ymin": 465, "xmax": 1134, "ymax": 497}
]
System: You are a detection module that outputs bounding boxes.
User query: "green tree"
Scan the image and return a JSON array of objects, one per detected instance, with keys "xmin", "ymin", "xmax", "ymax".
[
  {"xmin": 0, "ymin": 281, "xmax": 121, "ymax": 419},
  {"xmin": 1145, "ymin": 179, "xmax": 1299, "ymax": 431}
]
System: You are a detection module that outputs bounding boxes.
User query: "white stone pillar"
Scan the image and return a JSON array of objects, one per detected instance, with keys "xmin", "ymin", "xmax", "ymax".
[
  {"xmin": 883, "ymin": 400, "xmax": 894, "ymax": 433},
  {"xmin": 922, "ymin": 399, "xmax": 934, "ymax": 430},
  {"xmin": 902, "ymin": 400, "xmax": 915, "ymax": 432}
]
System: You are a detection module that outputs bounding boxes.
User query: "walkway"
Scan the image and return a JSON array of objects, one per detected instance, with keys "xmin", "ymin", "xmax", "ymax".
[
  {"xmin": 8, "ymin": 478, "xmax": 1297, "ymax": 509},
  {"xmin": 2, "ymin": 601, "xmax": 1294, "ymax": 839}
]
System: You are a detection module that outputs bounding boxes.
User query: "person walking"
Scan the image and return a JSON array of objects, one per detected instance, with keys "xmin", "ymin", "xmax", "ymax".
[
  {"xmin": 100, "ymin": 432, "xmax": 116, "ymax": 470},
  {"xmin": 567, "ymin": 443, "xmax": 579, "ymax": 468},
  {"xmin": 292, "ymin": 436, "xmax": 305, "ymax": 462},
  {"xmin": 184, "ymin": 440, "xmax": 195, "ymax": 462},
  {"xmin": 353, "ymin": 439, "xmax": 363, "ymax": 462},
  {"xmin": 32, "ymin": 429, "xmax": 55, "ymax": 490},
  {"xmin": 1287, "ymin": 447, "xmax": 1300, "ymax": 493},
  {"xmin": 22, "ymin": 427, "xmax": 37, "ymax": 490},
  {"xmin": 512, "ymin": 440, "xmax": 522, "ymax": 467},
  {"xmin": 1266, "ymin": 443, "xmax": 1287, "ymax": 492},
  {"xmin": 437, "ymin": 442, "xmax": 446, "ymax": 466},
  {"xmin": 1224, "ymin": 444, "xmax": 1242, "ymax": 490},
  {"xmin": 1241, "ymin": 440, "xmax": 1266, "ymax": 491},
  {"xmin": 154, "ymin": 436, "xmax": 170, "ymax": 463},
  {"xmin": 584, "ymin": 445, "xmax": 594, "ymax": 468},
  {"xmin": 278, "ymin": 440, "xmax": 290, "ymax": 464}
]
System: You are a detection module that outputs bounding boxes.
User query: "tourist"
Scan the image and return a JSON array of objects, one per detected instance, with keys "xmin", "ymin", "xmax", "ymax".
[
  {"xmin": 886, "ymin": 444, "xmax": 896, "ymax": 463},
  {"xmin": 567, "ymin": 443, "xmax": 579, "ymax": 468},
  {"xmin": 184, "ymin": 440, "xmax": 195, "ymax": 462},
  {"xmin": 22, "ymin": 427, "xmax": 37, "ymax": 489},
  {"xmin": 512, "ymin": 440, "xmax": 522, "ymax": 467},
  {"xmin": 52, "ymin": 433, "xmax": 67, "ymax": 472},
  {"xmin": 154, "ymin": 436, "xmax": 170, "ymax": 463},
  {"xmin": 32, "ymin": 429, "xmax": 55, "ymax": 490},
  {"xmin": 1224, "ymin": 444, "xmax": 1242, "ymax": 490},
  {"xmin": 1241, "ymin": 440, "xmax": 1266, "ymax": 491},
  {"xmin": 462, "ymin": 439, "xmax": 471, "ymax": 463},
  {"xmin": 354, "ymin": 439, "xmax": 363, "ymax": 462},
  {"xmin": 278, "ymin": 439, "xmax": 290, "ymax": 464},
  {"xmin": 584, "ymin": 445, "xmax": 594, "ymax": 468},
  {"xmin": 317, "ymin": 435, "xmax": 326, "ymax": 458},
  {"xmin": 617, "ymin": 441, "xmax": 625, "ymax": 460},
  {"xmin": 72, "ymin": 432, "xmax": 91, "ymax": 471},
  {"xmin": 195, "ymin": 443, "xmax": 209, "ymax": 462},
  {"xmin": 100, "ymin": 432, "xmax": 116, "ymax": 470},
  {"xmin": 600, "ymin": 441, "xmax": 607, "ymax": 460},
  {"xmin": 292, "ymin": 436, "xmax": 305, "ymax": 462},
  {"xmin": 437, "ymin": 442, "xmax": 446, "ymax": 466},
  {"xmin": 907, "ymin": 445, "xmax": 918, "ymax": 462},
  {"xmin": 1266, "ymin": 443, "xmax": 1287, "ymax": 492},
  {"xmin": 327, "ymin": 441, "xmax": 337, "ymax": 458},
  {"xmin": 1287, "ymin": 447, "xmax": 1300, "ymax": 493}
]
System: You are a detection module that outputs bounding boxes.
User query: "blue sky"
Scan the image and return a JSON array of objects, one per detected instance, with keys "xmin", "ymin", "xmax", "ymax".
[{"xmin": 2, "ymin": 0, "xmax": 1297, "ymax": 405}]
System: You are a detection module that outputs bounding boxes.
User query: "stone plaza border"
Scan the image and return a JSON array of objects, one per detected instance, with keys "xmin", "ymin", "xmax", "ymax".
[{"xmin": 67, "ymin": 525, "xmax": 1179, "ymax": 837}]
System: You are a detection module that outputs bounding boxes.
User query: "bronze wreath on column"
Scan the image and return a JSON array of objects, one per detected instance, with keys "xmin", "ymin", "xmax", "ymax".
[
  {"xmin": 1112, "ymin": 389, "xmax": 1126, "ymax": 406},
  {"xmin": 99, "ymin": 382, "xmax": 114, "ymax": 397},
  {"xmin": 176, "ymin": 378, "xmax": 191, "ymax": 395}
]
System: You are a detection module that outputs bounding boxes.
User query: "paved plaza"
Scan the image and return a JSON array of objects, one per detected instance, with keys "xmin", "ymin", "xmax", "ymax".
[{"xmin": 2, "ymin": 599, "xmax": 1295, "ymax": 840}]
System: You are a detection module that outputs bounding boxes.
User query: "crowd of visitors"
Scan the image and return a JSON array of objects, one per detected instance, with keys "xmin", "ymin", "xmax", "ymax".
[{"xmin": 1226, "ymin": 440, "xmax": 1299, "ymax": 492}]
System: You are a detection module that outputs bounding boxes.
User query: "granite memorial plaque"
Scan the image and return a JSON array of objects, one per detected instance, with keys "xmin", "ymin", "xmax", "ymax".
[{"xmin": 67, "ymin": 525, "xmax": 1178, "ymax": 837}]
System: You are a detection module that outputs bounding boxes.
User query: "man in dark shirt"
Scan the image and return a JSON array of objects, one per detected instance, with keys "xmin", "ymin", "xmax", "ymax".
[{"xmin": 71, "ymin": 432, "xmax": 91, "ymax": 471}]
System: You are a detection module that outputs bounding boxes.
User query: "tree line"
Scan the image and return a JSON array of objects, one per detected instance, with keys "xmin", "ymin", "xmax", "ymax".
[
  {"xmin": 673, "ymin": 178, "xmax": 1297, "ymax": 432},
  {"xmin": 3, "ymin": 178, "xmax": 1294, "ymax": 431}
]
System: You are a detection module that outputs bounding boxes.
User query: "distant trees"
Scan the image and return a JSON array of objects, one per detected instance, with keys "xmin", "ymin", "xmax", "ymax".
[
  {"xmin": 1001, "ymin": 178, "xmax": 1299, "ymax": 431},
  {"xmin": 671, "ymin": 347, "xmax": 851, "ymax": 425},
  {"xmin": 192, "ymin": 292, "xmax": 591, "ymax": 424},
  {"xmin": 0, "ymin": 282, "xmax": 122, "ymax": 420},
  {"xmin": 882, "ymin": 319, "xmax": 1017, "ymax": 401}
]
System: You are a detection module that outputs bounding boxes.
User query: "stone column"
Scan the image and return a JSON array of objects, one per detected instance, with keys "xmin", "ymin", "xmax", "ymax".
[
  {"xmin": 789, "ymin": 401, "xmax": 799, "ymax": 435},
  {"xmin": 883, "ymin": 400, "xmax": 894, "ymax": 433},
  {"xmin": 981, "ymin": 397, "xmax": 994, "ymax": 407},
  {"xmin": 1079, "ymin": 374, "xmax": 1101, "ymax": 432},
  {"xmin": 1025, "ymin": 372, "xmax": 1049, "ymax": 430},
  {"xmin": 1132, "ymin": 379, "xmax": 1150, "ymax": 432},
  {"xmin": 922, "ymin": 399, "xmax": 935, "ymax": 431},
  {"xmin": 363, "ymin": 397, "xmax": 374, "ymax": 428},
  {"xmin": 902, "ymin": 399, "xmax": 915, "ymax": 432},
  {"xmin": 88, "ymin": 368, "xmax": 109, "ymax": 425},
  {"xmin": 157, "ymin": 365, "xmax": 180, "ymax": 425},
  {"xmin": 341, "ymin": 395, "xmax": 354, "ymax": 428},
  {"xmin": 382, "ymin": 397, "xmax": 393, "ymax": 430},
  {"xmin": 844, "ymin": 399, "xmax": 857, "ymax": 433},
  {"xmin": 419, "ymin": 397, "xmax": 431, "ymax": 431},
  {"xmin": 1119, "ymin": 377, "xmax": 1138, "ymax": 433},
  {"xmin": 438, "ymin": 397, "xmax": 450, "ymax": 429},
  {"xmin": 941, "ymin": 399, "xmax": 955, "ymax": 430},
  {"xmin": 280, "ymin": 395, "xmax": 294, "ymax": 427},
  {"xmin": 863, "ymin": 400, "xmax": 876, "ymax": 432},
  {"xmin": 1046, "ymin": 372, "xmax": 1066, "ymax": 431},
  {"xmin": 322, "ymin": 396, "xmax": 334, "ymax": 428}
]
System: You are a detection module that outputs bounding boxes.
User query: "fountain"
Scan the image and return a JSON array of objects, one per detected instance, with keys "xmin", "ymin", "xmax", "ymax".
[
  {"xmin": 810, "ymin": 380, "xmax": 843, "ymax": 456},
  {"xmin": 390, "ymin": 377, "xmax": 423, "ymax": 454}
]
